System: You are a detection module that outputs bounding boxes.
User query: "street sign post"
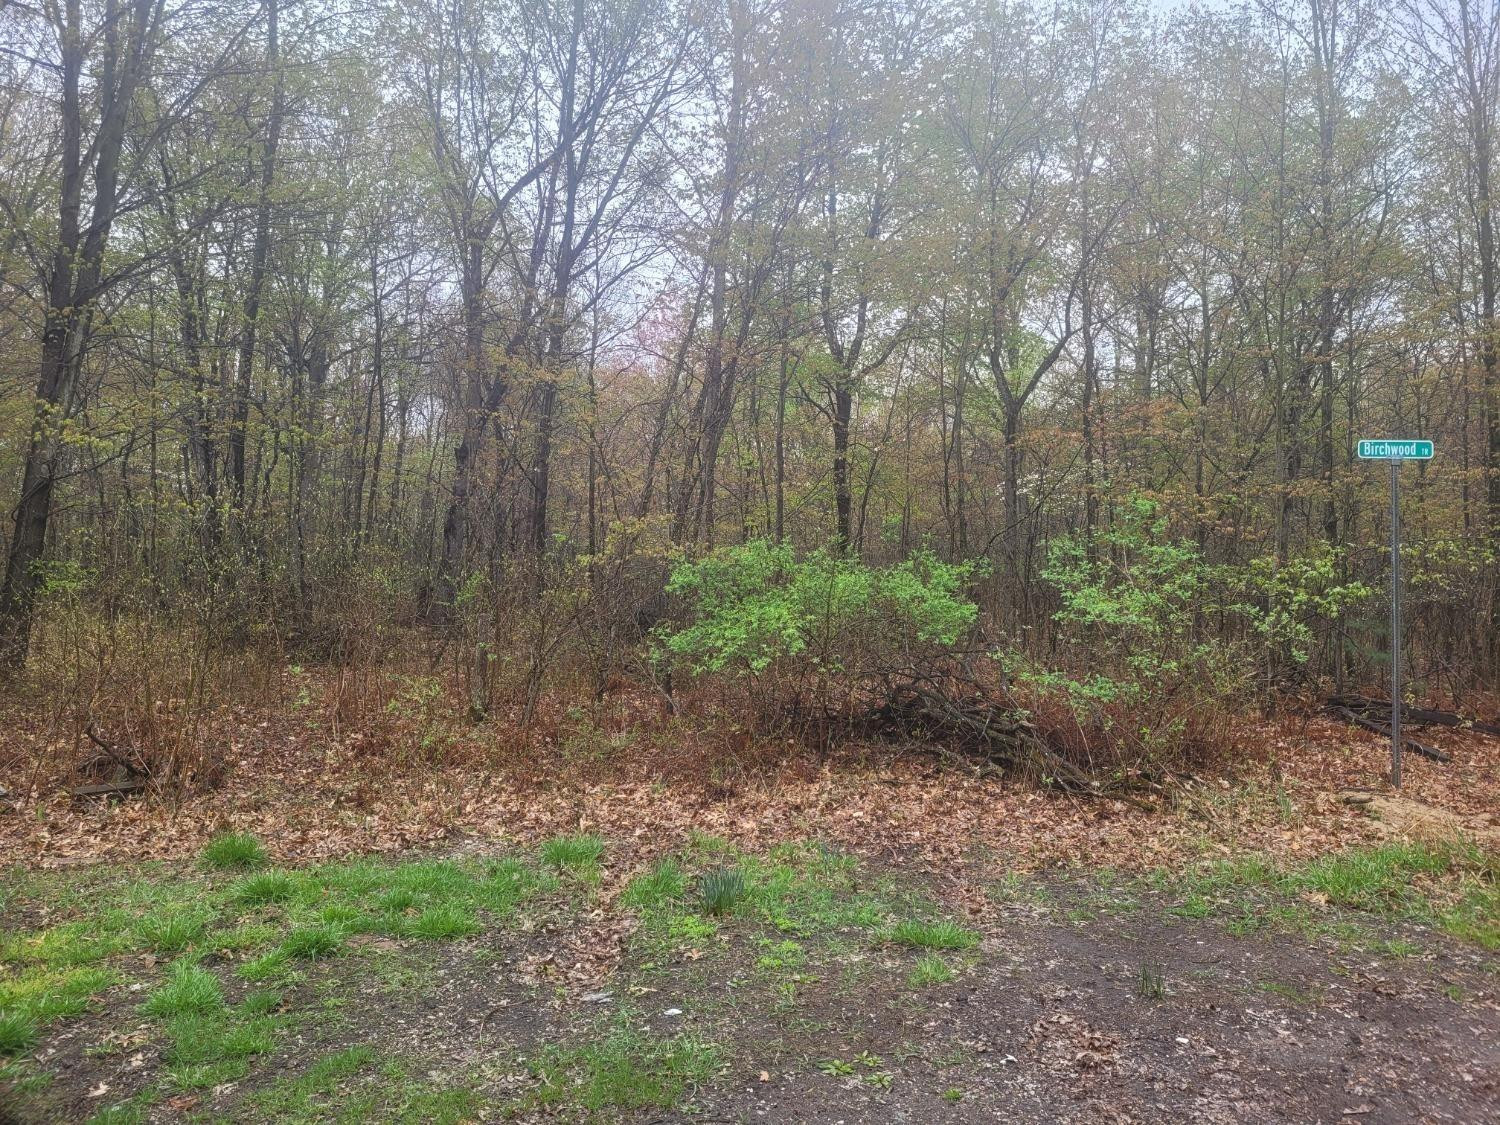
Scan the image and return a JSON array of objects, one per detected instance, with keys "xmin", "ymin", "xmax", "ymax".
[{"xmin": 1356, "ymin": 438, "xmax": 1434, "ymax": 788}]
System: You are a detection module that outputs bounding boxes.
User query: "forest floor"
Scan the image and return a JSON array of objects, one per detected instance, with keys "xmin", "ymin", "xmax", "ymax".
[{"xmin": 0, "ymin": 684, "xmax": 1498, "ymax": 1122}]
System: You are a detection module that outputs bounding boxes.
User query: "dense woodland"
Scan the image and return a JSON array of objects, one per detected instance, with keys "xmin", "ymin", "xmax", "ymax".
[{"xmin": 2, "ymin": 0, "xmax": 1500, "ymax": 783}]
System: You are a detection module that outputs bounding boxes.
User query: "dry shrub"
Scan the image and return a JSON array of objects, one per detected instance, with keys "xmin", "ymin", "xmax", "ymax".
[
  {"xmin": 22, "ymin": 595, "xmax": 279, "ymax": 797},
  {"xmin": 1018, "ymin": 680, "xmax": 1247, "ymax": 783}
]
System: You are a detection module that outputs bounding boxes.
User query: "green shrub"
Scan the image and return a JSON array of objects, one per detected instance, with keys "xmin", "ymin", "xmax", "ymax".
[
  {"xmin": 202, "ymin": 833, "xmax": 268, "ymax": 871},
  {"xmin": 661, "ymin": 541, "xmax": 978, "ymax": 683}
]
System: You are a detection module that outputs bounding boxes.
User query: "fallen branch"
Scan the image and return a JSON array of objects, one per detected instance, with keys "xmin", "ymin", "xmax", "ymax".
[
  {"xmin": 1326, "ymin": 695, "xmax": 1500, "ymax": 737},
  {"xmin": 1325, "ymin": 706, "xmax": 1451, "ymax": 763},
  {"xmin": 71, "ymin": 779, "xmax": 149, "ymax": 800}
]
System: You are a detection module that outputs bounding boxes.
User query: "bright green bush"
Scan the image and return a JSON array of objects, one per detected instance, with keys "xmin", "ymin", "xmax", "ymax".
[{"xmin": 659, "ymin": 540, "xmax": 979, "ymax": 685}]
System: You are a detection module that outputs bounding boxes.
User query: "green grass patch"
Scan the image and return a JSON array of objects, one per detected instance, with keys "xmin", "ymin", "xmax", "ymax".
[
  {"xmin": 407, "ymin": 904, "xmax": 480, "ymax": 941},
  {"xmin": 281, "ymin": 925, "xmax": 343, "ymax": 961},
  {"xmin": 1156, "ymin": 840, "xmax": 1499, "ymax": 950},
  {"xmin": 526, "ymin": 1024, "xmax": 717, "ymax": 1114},
  {"xmin": 621, "ymin": 858, "xmax": 686, "ymax": 910},
  {"xmin": 908, "ymin": 953, "xmax": 955, "ymax": 987},
  {"xmin": 142, "ymin": 961, "xmax": 223, "ymax": 1017},
  {"xmin": 159, "ymin": 990, "xmax": 281, "ymax": 1090},
  {"xmin": 541, "ymin": 834, "xmax": 605, "ymax": 876},
  {"xmin": 202, "ymin": 833, "xmax": 269, "ymax": 871},
  {"xmin": 134, "ymin": 909, "xmax": 209, "ymax": 954},
  {"xmin": 889, "ymin": 919, "xmax": 980, "ymax": 951},
  {"xmin": 232, "ymin": 871, "xmax": 301, "ymax": 906},
  {"xmin": 698, "ymin": 866, "xmax": 748, "ymax": 916},
  {"xmin": 0, "ymin": 964, "xmax": 114, "ymax": 1030},
  {"xmin": 0, "ymin": 1010, "xmax": 37, "ymax": 1055},
  {"xmin": 250, "ymin": 1045, "xmax": 378, "ymax": 1118}
]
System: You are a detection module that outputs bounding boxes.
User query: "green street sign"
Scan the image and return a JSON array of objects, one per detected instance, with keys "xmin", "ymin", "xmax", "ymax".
[{"xmin": 1357, "ymin": 439, "xmax": 1433, "ymax": 460}]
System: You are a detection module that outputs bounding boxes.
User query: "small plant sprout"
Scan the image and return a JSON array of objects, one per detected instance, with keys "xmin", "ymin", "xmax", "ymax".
[{"xmin": 698, "ymin": 866, "xmax": 747, "ymax": 916}]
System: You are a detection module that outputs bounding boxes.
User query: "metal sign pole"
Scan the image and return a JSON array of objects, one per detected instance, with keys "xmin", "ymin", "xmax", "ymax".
[
  {"xmin": 1389, "ymin": 458, "xmax": 1401, "ymax": 789},
  {"xmin": 1356, "ymin": 437, "xmax": 1430, "ymax": 787}
]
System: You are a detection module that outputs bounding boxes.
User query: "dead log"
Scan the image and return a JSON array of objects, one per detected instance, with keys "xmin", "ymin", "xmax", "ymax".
[
  {"xmin": 1325, "ymin": 705, "xmax": 1451, "ymax": 763},
  {"xmin": 1326, "ymin": 695, "xmax": 1500, "ymax": 737}
]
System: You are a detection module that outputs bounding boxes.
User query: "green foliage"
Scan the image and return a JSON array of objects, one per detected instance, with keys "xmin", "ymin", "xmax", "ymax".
[
  {"xmin": 907, "ymin": 953, "xmax": 955, "ymax": 987},
  {"xmin": 134, "ymin": 909, "xmax": 209, "ymax": 954},
  {"xmin": 660, "ymin": 540, "xmax": 979, "ymax": 679},
  {"xmin": 1236, "ymin": 545, "xmax": 1374, "ymax": 668},
  {"xmin": 1040, "ymin": 500, "xmax": 1374, "ymax": 703},
  {"xmin": 698, "ymin": 866, "xmax": 748, "ymax": 916},
  {"xmin": 1038, "ymin": 497, "xmax": 1239, "ymax": 702},
  {"xmin": 541, "ymin": 834, "xmax": 605, "ymax": 875},
  {"xmin": 232, "ymin": 871, "xmax": 300, "ymax": 906},
  {"xmin": 280, "ymin": 925, "xmax": 343, "ymax": 960},
  {"xmin": 142, "ymin": 961, "xmax": 223, "ymax": 1018},
  {"xmin": 0, "ymin": 1010, "xmax": 37, "ymax": 1055},
  {"xmin": 620, "ymin": 858, "xmax": 687, "ymax": 911},
  {"xmin": 527, "ymin": 1025, "xmax": 717, "ymax": 1114},
  {"xmin": 406, "ymin": 905, "xmax": 480, "ymax": 941},
  {"xmin": 201, "ymin": 833, "xmax": 269, "ymax": 871},
  {"xmin": 250, "ymin": 1046, "xmax": 378, "ymax": 1118},
  {"xmin": 888, "ymin": 918, "xmax": 979, "ymax": 950}
]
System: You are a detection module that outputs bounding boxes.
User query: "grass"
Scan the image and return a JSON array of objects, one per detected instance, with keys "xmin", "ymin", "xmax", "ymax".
[
  {"xmin": 1155, "ymin": 840, "xmax": 1500, "ymax": 950},
  {"xmin": 134, "ymin": 909, "xmax": 209, "ymax": 953},
  {"xmin": 2, "ymin": 833, "xmax": 1493, "ymax": 1122},
  {"xmin": 407, "ymin": 904, "xmax": 480, "ymax": 940},
  {"xmin": 281, "ymin": 925, "xmax": 343, "ymax": 960},
  {"xmin": 163, "ymin": 1009, "xmax": 276, "ymax": 1088},
  {"xmin": 621, "ymin": 858, "xmax": 687, "ymax": 910},
  {"xmin": 251, "ymin": 1045, "xmax": 377, "ymax": 1118},
  {"xmin": 0, "ymin": 1010, "xmax": 37, "ymax": 1055},
  {"xmin": 541, "ymin": 834, "xmax": 605, "ymax": 876},
  {"xmin": 889, "ymin": 918, "xmax": 980, "ymax": 951},
  {"xmin": 142, "ymin": 961, "xmax": 223, "ymax": 1018},
  {"xmin": 908, "ymin": 953, "xmax": 955, "ymax": 987},
  {"xmin": 527, "ymin": 1024, "xmax": 717, "ymax": 1114},
  {"xmin": 233, "ymin": 870, "xmax": 301, "ymax": 905},
  {"xmin": 201, "ymin": 832, "xmax": 269, "ymax": 871},
  {"xmin": 0, "ymin": 964, "xmax": 115, "ymax": 1030}
]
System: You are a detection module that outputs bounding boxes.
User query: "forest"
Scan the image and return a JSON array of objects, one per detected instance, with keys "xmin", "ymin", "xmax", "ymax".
[{"xmin": 1, "ymin": 0, "xmax": 1498, "ymax": 1122}]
